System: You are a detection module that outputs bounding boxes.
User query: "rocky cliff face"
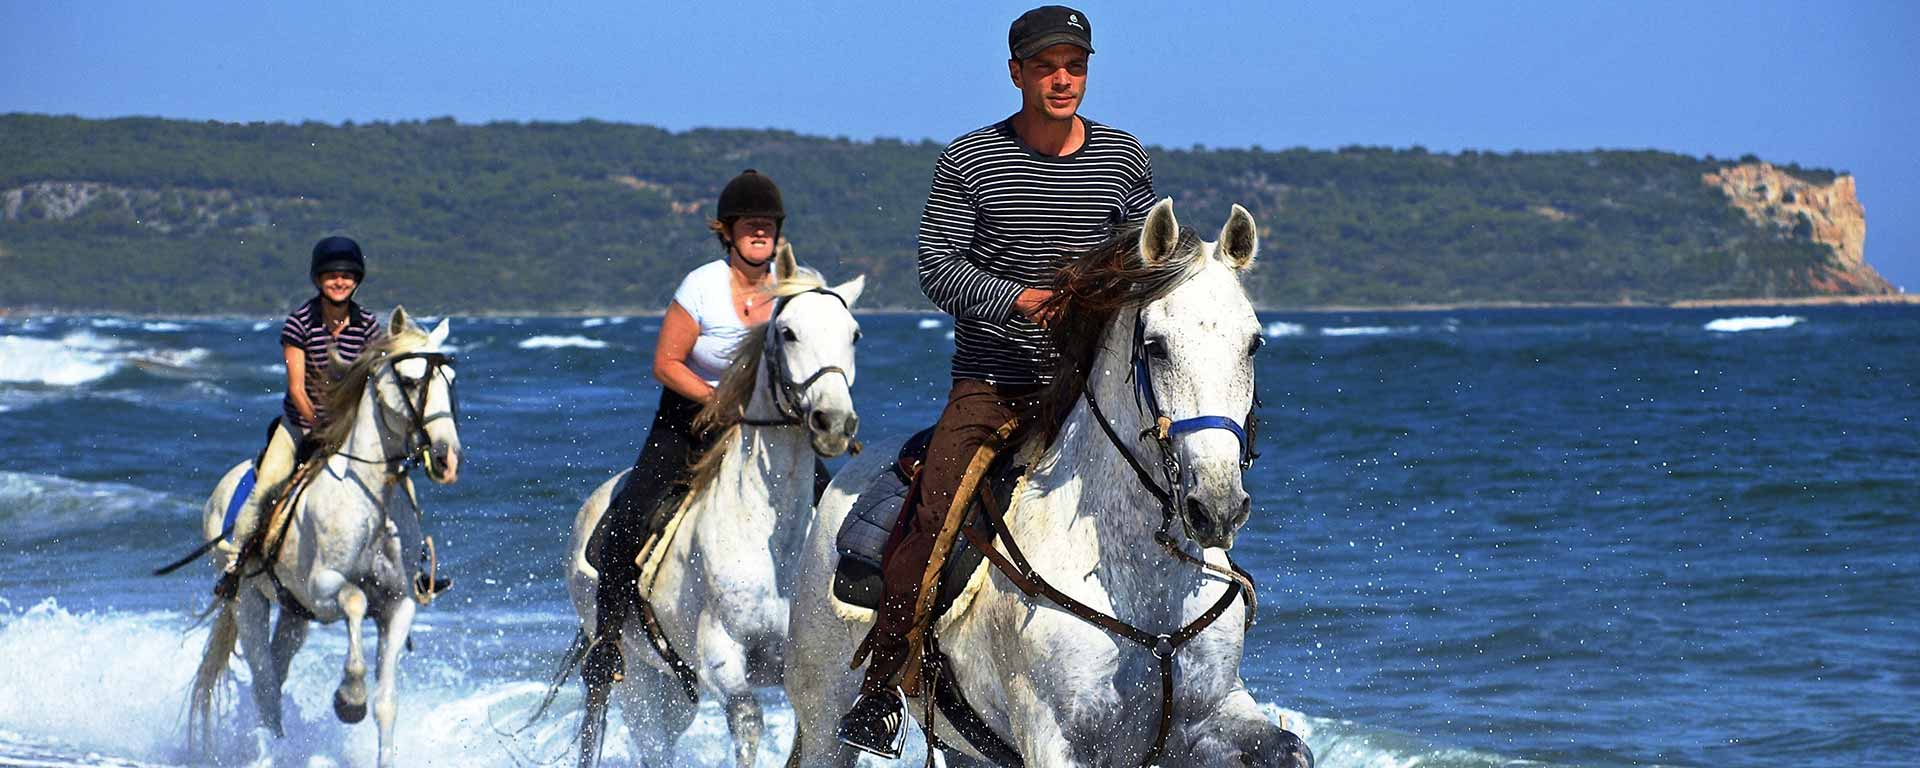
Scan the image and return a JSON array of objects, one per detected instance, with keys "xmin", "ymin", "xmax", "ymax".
[{"xmin": 1703, "ymin": 163, "xmax": 1892, "ymax": 294}]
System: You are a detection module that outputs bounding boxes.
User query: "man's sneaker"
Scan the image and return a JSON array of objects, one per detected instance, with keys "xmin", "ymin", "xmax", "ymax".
[{"xmin": 835, "ymin": 690, "xmax": 906, "ymax": 759}]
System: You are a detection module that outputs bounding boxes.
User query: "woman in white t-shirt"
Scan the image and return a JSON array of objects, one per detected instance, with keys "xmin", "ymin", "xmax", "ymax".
[{"xmin": 585, "ymin": 169, "xmax": 789, "ymax": 684}]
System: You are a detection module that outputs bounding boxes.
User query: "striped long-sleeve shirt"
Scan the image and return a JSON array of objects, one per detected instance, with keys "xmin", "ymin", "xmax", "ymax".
[{"xmin": 918, "ymin": 117, "xmax": 1155, "ymax": 385}]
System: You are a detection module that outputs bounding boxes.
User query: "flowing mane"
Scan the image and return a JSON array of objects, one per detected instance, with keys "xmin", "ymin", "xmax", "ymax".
[
  {"xmin": 1033, "ymin": 222, "xmax": 1207, "ymax": 443},
  {"xmin": 678, "ymin": 267, "xmax": 830, "ymax": 505},
  {"xmin": 315, "ymin": 323, "xmax": 431, "ymax": 453}
]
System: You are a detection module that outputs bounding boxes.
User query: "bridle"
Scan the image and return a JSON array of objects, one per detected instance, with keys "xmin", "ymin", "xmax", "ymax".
[
  {"xmin": 337, "ymin": 350, "xmax": 460, "ymax": 478},
  {"xmin": 740, "ymin": 287, "xmax": 853, "ymax": 428},
  {"xmin": 1092, "ymin": 309, "xmax": 1261, "ymax": 553}
]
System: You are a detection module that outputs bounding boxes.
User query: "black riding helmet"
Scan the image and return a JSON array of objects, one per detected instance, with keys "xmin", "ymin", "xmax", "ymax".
[
  {"xmin": 717, "ymin": 169, "xmax": 785, "ymax": 222},
  {"xmin": 309, "ymin": 236, "xmax": 367, "ymax": 282}
]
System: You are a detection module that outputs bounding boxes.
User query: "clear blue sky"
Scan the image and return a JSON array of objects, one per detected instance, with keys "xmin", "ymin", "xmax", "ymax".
[{"xmin": 5, "ymin": 0, "xmax": 1915, "ymax": 288}]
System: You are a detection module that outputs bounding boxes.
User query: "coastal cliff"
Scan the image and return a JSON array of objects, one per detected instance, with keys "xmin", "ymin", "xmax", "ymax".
[{"xmin": 1703, "ymin": 162, "xmax": 1892, "ymax": 294}]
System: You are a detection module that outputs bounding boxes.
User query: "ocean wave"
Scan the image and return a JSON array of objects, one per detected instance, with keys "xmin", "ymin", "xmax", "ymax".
[
  {"xmin": 140, "ymin": 322, "xmax": 187, "ymax": 333},
  {"xmin": 0, "ymin": 334, "xmax": 121, "ymax": 385},
  {"xmin": 517, "ymin": 335, "xmax": 609, "ymax": 350},
  {"xmin": 1704, "ymin": 315, "xmax": 1803, "ymax": 333},
  {"xmin": 0, "ymin": 471, "xmax": 189, "ymax": 543},
  {"xmin": 917, "ymin": 317, "xmax": 945, "ymax": 329},
  {"xmin": 1266, "ymin": 321, "xmax": 1308, "ymax": 337}
]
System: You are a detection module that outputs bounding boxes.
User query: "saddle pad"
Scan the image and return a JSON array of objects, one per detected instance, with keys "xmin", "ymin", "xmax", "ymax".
[{"xmin": 832, "ymin": 441, "xmax": 1026, "ymax": 615}]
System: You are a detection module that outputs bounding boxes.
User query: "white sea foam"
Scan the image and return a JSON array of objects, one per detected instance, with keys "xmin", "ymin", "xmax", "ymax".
[
  {"xmin": 517, "ymin": 335, "xmax": 609, "ymax": 350},
  {"xmin": 140, "ymin": 322, "xmax": 187, "ymax": 333},
  {"xmin": 1265, "ymin": 321, "xmax": 1307, "ymax": 337},
  {"xmin": 1705, "ymin": 315, "xmax": 1803, "ymax": 333},
  {"xmin": 0, "ymin": 335, "xmax": 120, "ymax": 385},
  {"xmin": 580, "ymin": 317, "xmax": 609, "ymax": 327},
  {"xmin": 250, "ymin": 321, "xmax": 272, "ymax": 332},
  {"xmin": 917, "ymin": 317, "xmax": 945, "ymax": 329},
  {"xmin": 1321, "ymin": 326, "xmax": 1396, "ymax": 336}
]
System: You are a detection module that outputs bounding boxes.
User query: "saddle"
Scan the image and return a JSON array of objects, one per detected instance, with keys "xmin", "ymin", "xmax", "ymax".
[{"xmin": 831, "ymin": 427, "xmax": 1026, "ymax": 620}]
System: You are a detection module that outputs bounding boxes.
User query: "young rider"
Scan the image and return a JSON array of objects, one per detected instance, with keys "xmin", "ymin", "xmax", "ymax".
[
  {"xmin": 582, "ymin": 169, "xmax": 789, "ymax": 686},
  {"xmin": 836, "ymin": 5, "xmax": 1157, "ymax": 756},
  {"xmin": 217, "ymin": 236, "xmax": 450, "ymax": 601}
]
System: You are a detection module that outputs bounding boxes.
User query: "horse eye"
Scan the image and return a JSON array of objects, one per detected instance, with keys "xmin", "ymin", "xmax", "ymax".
[
  {"xmin": 852, "ymin": 328, "xmax": 864, "ymax": 344},
  {"xmin": 1143, "ymin": 338, "xmax": 1169, "ymax": 360},
  {"xmin": 1248, "ymin": 336, "xmax": 1266, "ymax": 356},
  {"xmin": 781, "ymin": 327, "xmax": 798, "ymax": 342}
]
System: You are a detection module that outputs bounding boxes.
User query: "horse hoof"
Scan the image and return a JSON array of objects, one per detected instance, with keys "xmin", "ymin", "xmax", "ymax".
[{"xmin": 333, "ymin": 690, "xmax": 367, "ymax": 724}]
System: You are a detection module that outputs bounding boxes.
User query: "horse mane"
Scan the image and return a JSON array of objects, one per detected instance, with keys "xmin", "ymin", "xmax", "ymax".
[
  {"xmin": 1032, "ymin": 222, "xmax": 1207, "ymax": 444},
  {"xmin": 315, "ymin": 322, "xmax": 431, "ymax": 454},
  {"xmin": 678, "ymin": 267, "xmax": 830, "ymax": 505}
]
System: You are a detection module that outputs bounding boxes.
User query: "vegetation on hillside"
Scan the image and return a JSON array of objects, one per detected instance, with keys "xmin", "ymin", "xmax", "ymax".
[{"xmin": 0, "ymin": 114, "xmax": 1850, "ymax": 313}]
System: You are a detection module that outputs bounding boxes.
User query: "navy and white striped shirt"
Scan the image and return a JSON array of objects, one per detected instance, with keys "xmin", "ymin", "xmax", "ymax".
[
  {"xmin": 280, "ymin": 297, "xmax": 383, "ymax": 431},
  {"xmin": 918, "ymin": 117, "xmax": 1155, "ymax": 385}
]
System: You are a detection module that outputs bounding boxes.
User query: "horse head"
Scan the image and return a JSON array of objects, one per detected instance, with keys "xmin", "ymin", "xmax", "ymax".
[
  {"xmin": 758, "ymin": 243, "xmax": 865, "ymax": 457},
  {"xmin": 1132, "ymin": 199, "xmax": 1262, "ymax": 549},
  {"xmin": 372, "ymin": 306, "xmax": 464, "ymax": 484}
]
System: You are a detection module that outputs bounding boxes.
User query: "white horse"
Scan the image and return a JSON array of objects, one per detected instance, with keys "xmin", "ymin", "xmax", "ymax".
[
  {"xmin": 565, "ymin": 248, "xmax": 865, "ymax": 767},
  {"xmin": 187, "ymin": 307, "xmax": 462, "ymax": 768},
  {"xmin": 785, "ymin": 200, "xmax": 1314, "ymax": 767}
]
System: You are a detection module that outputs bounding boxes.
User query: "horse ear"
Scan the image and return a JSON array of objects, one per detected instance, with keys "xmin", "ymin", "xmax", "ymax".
[
  {"xmin": 388, "ymin": 306, "xmax": 413, "ymax": 336},
  {"xmin": 832, "ymin": 275, "xmax": 867, "ymax": 308},
  {"xmin": 1218, "ymin": 204, "xmax": 1258, "ymax": 271},
  {"xmin": 427, "ymin": 317, "xmax": 451, "ymax": 347},
  {"xmin": 773, "ymin": 240, "xmax": 798, "ymax": 283},
  {"xmin": 1139, "ymin": 198, "xmax": 1180, "ymax": 266}
]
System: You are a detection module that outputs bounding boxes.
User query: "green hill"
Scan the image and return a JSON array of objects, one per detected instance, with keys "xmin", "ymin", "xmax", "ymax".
[{"xmin": 0, "ymin": 113, "xmax": 1889, "ymax": 314}]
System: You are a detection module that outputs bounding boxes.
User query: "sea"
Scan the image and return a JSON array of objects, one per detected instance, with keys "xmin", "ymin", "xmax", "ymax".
[{"xmin": 0, "ymin": 306, "xmax": 1914, "ymax": 767}]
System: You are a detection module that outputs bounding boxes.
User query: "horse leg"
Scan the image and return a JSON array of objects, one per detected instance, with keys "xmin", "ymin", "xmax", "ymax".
[
  {"xmin": 371, "ymin": 594, "xmax": 417, "ymax": 768},
  {"xmin": 269, "ymin": 608, "xmax": 309, "ymax": 698},
  {"xmin": 1186, "ymin": 691, "xmax": 1314, "ymax": 768},
  {"xmin": 612, "ymin": 658, "xmax": 696, "ymax": 768},
  {"xmin": 233, "ymin": 586, "xmax": 284, "ymax": 738},
  {"xmin": 697, "ymin": 610, "xmax": 761, "ymax": 768},
  {"xmin": 331, "ymin": 581, "xmax": 371, "ymax": 725}
]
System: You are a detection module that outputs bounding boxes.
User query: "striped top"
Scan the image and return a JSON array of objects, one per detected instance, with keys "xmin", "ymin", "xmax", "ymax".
[
  {"xmin": 918, "ymin": 117, "xmax": 1155, "ymax": 385},
  {"xmin": 279, "ymin": 297, "xmax": 383, "ymax": 431}
]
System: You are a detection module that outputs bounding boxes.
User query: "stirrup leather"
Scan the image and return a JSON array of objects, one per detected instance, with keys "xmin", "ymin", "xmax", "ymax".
[{"xmin": 836, "ymin": 689, "xmax": 907, "ymax": 759}]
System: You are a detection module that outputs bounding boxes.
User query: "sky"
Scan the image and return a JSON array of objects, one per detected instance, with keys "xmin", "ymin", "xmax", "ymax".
[{"xmin": 4, "ymin": 0, "xmax": 1916, "ymax": 289}]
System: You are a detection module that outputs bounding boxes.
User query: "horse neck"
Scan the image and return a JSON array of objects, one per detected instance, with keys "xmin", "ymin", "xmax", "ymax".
[
  {"xmin": 704, "ymin": 350, "xmax": 814, "ymax": 534},
  {"xmin": 1016, "ymin": 310, "xmax": 1203, "ymax": 626},
  {"xmin": 336, "ymin": 377, "xmax": 404, "ymax": 494}
]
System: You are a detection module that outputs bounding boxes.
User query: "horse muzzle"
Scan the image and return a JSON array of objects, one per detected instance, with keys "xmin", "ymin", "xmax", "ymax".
[
  {"xmin": 1180, "ymin": 469, "xmax": 1250, "ymax": 550},
  {"xmin": 425, "ymin": 442, "xmax": 460, "ymax": 484},
  {"xmin": 806, "ymin": 408, "xmax": 860, "ymax": 458}
]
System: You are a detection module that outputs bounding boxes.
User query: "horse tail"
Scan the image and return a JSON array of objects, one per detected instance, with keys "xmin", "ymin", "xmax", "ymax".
[
  {"xmin": 575, "ymin": 680, "xmax": 612, "ymax": 768},
  {"xmin": 187, "ymin": 595, "xmax": 238, "ymax": 754},
  {"xmin": 516, "ymin": 628, "xmax": 590, "ymax": 732}
]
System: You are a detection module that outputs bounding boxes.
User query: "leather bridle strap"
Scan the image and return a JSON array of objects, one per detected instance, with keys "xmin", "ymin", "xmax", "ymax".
[{"xmin": 963, "ymin": 504, "xmax": 1244, "ymax": 767}]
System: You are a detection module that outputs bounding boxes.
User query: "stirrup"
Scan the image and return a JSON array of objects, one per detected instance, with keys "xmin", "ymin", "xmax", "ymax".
[
  {"xmin": 412, "ymin": 574, "xmax": 453, "ymax": 605},
  {"xmin": 835, "ymin": 688, "xmax": 906, "ymax": 759}
]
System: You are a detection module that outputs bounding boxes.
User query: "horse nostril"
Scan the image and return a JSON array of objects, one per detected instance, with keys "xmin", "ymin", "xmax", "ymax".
[
  {"xmin": 810, "ymin": 410, "xmax": 832, "ymax": 433},
  {"xmin": 843, "ymin": 414, "xmax": 859, "ymax": 437},
  {"xmin": 1184, "ymin": 496, "xmax": 1214, "ymax": 538}
]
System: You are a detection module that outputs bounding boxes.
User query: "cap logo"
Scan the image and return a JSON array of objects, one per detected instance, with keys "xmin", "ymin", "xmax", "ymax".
[{"xmin": 1068, "ymin": 14, "xmax": 1083, "ymax": 28}]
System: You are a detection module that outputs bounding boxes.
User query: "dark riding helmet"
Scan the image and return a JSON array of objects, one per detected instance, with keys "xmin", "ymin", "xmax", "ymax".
[
  {"xmin": 309, "ymin": 236, "xmax": 366, "ymax": 282},
  {"xmin": 716, "ymin": 169, "xmax": 785, "ymax": 222}
]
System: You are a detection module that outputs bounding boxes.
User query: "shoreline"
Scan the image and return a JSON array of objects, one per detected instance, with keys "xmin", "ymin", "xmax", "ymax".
[{"xmin": 3, "ymin": 294, "xmax": 1915, "ymax": 321}]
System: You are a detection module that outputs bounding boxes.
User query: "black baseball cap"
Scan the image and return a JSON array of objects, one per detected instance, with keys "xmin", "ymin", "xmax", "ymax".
[{"xmin": 1009, "ymin": 5, "xmax": 1094, "ymax": 60}]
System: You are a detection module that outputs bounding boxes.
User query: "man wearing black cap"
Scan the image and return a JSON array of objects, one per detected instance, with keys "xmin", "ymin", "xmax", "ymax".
[{"xmin": 836, "ymin": 5, "xmax": 1156, "ymax": 756}]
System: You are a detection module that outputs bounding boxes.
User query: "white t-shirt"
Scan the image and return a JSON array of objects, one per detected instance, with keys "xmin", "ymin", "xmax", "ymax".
[{"xmin": 672, "ymin": 259, "xmax": 751, "ymax": 386}]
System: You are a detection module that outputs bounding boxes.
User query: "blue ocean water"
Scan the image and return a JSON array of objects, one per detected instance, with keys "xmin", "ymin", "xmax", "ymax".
[{"xmin": 1, "ymin": 306, "xmax": 1915, "ymax": 767}]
